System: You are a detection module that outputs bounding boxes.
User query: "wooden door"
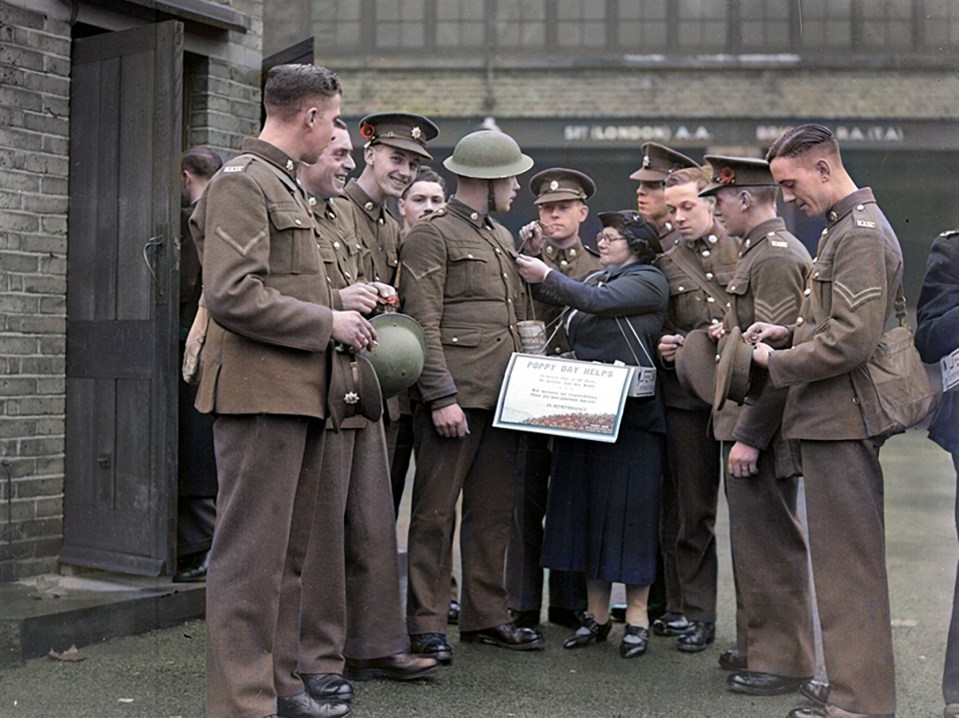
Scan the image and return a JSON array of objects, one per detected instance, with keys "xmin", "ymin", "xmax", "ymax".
[{"xmin": 63, "ymin": 22, "xmax": 182, "ymax": 576}]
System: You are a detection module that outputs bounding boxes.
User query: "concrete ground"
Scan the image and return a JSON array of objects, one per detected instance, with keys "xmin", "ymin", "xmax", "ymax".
[{"xmin": 0, "ymin": 429, "xmax": 955, "ymax": 717}]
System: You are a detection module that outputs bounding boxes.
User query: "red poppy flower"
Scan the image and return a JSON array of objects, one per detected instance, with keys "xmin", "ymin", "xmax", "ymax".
[
  {"xmin": 718, "ymin": 166, "xmax": 736, "ymax": 184},
  {"xmin": 360, "ymin": 122, "xmax": 375, "ymax": 140}
]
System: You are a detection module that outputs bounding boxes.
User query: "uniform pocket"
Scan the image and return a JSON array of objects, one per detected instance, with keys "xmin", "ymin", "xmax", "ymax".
[
  {"xmin": 268, "ymin": 201, "xmax": 319, "ymax": 275},
  {"xmin": 445, "ymin": 243, "xmax": 488, "ymax": 299},
  {"xmin": 440, "ymin": 325, "xmax": 483, "ymax": 348},
  {"xmin": 810, "ymin": 259, "xmax": 833, "ymax": 316}
]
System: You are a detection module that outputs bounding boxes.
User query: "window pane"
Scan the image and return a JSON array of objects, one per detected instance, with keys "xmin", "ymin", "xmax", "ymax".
[
  {"xmin": 676, "ymin": 0, "xmax": 728, "ymax": 48},
  {"xmin": 923, "ymin": 0, "xmax": 959, "ymax": 45},
  {"xmin": 375, "ymin": 0, "xmax": 426, "ymax": 48},
  {"xmin": 797, "ymin": 0, "xmax": 851, "ymax": 48},
  {"xmin": 495, "ymin": 0, "xmax": 547, "ymax": 47}
]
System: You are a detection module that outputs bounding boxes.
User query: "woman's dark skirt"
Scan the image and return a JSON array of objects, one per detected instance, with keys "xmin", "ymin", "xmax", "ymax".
[{"xmin": 541, "ymin": 401, "xmax": 663, "ymax": 586}]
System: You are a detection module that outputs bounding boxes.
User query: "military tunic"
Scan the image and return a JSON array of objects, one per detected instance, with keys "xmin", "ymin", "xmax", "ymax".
[
  {"xmin": 332, "ymin": 179, "xmax": 402, "ymax": 284},
  {"xmin": 767, "ymin": 188, "xmax": 902, "ymax": 717},
  {"xmin": 507, "ymin": 237, "xmax": 600, "ymax": 617},
  {"xmin": 399, "ymin": 198, "xmax": 527, "ymax": 634},
  {"xmin": 190, "ymin": 137, "xmax": 334, "ymax": 717},
  {"xmin": 653, "ymin": 222, "xmax": 738, "ymax": 625},
  {"xmin": 293, "ymin": 194, "xmax": 407, "ymax": 675},
  {"xmin": 712, "ymin": 217, "xmax": 815, "ymax": 678}
]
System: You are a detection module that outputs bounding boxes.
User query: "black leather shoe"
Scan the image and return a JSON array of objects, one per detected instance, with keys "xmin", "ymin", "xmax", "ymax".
[
  {"xmin": 276, "ymin": 690, "xmax": 351, "ymax": 718},
  {"xmin": 677, "ymin": 621, "xmax": 715, "ymax": 652},
  {"xmin": 651, "ymin": 614, "xmax": 692, "ymax": 637},
  {"xmin": 173, "ymin": 550, "xmax": 209, "ymax": 583},
  {"xmin": 548, "ymin": 606, "xmax": 587, "ymax": 629},
  {"xmin": 727, "ymin": 671, "xmax": 809, "ymax": 696},
  {"xmin": 344, "ymin": 652, "xmax": 437, "ymax": 682},
  {"xmin": 562, "ymin": 613, "xmax": 611, "ymax": 649},
  {"xmin": 619, "ymin": 624, "xmax": 649, "ymax": 659},
  {"xmin": 302, "ymin": 673, "xmax": 353, "ymax": 705},
  {"xmin": 460, "ymin": 622, "xmax": 544, "ymax": 651},
  {"xmin": 718, "ymin": 648, "xmax": 747, "ymax": 671},
  {"xmin": 609, "ymin": 603, "xmax": 627, "ymax": 623},
  {"xmin": 786, "ymin": 706, "xmax": 828, "ymax": 718},
  {"xmin": 799, "ymin": 678, "xmax": 831, "ymax": 705},
  {"xmin": 447, "ymin": 600, "xmax": 461, "ymax": 625},
  {"xmin": 409, "ymin": 633, "xmax": 453, "ymax": 665},
  {"xmin": 510, "ymin": 608, "xmax": 541, "ymax": 629}
]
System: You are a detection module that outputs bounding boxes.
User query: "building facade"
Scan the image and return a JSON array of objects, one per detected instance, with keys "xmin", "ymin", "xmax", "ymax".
[
  {"xmin": 266, "ymin": 0, "xmax": 959, "ymax": 298},
  {"xmin": 0, "ymin": 0, "xmax": 263, "ymax": 582}
]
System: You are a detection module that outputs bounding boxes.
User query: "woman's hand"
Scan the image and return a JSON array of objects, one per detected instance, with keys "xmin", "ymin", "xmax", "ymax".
[
  {"xmin": 515, "ymin": 254, "xmax": 552, "ymax": 284},
  {"xmin": 744, "ymin": 321, "xmax": 790, "ymax": 347}
]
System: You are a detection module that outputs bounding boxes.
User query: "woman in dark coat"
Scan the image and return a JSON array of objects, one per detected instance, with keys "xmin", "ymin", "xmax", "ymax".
[{"xmin": 515, "ymin": 211, "xmax": 668, "ymax": 658}]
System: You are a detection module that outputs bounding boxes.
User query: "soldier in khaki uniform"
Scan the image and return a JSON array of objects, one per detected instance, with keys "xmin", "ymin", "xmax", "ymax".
[
  {"xmin": 293, "ymin": 123, "xmax": 436, "ymax": 711},
  {"xmin": 190, "ymin": 64, "xmax": 373, "ymax": 718},
  {"xmin": 332, "ymin": 112, "xmax": 439, "ymax": 285},
  {"xmin": 507, "ymin": 168, "xmax": 600, "ymax": 629},
  {"xmin": 656, "ymin": 163, "xmax": 740, "ymax": 652},
  {"xmin": 627, "ymin": 143, "xmax": 700, "ymax": 630},
  {"xmin": 631, "ymin": 141, "xmax": 689, "ymax": 247},
  {"xmin": 400, "ymin": 130, "xmax": 543, "ymax": 662},
  {"xmin": 749, "ymin": 124, "xmax": 903, "ymax": 718},
  {"xmin": 699, "ymin": 155, "xmax": 815, "ymax": 696}
]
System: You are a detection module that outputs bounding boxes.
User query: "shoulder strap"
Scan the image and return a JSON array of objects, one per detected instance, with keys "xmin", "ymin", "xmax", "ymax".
[{"xmin": 668, "ymin": 244, "xmax": 730, "ymax": 307}]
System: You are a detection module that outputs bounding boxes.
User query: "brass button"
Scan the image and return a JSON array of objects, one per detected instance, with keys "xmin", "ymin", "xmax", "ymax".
[
  {"xmin": 702, "ymin": 249, "xmax": 711, "ymax": 257},
  {"xmin": 364, "ymin": 202, "xmax": 374, "ymax": 211},
  {"xmin": 729, "ymin": 285, "xmax": 735, "ymax": 291},
  {"xmin": 708, "ymin": 234, "xmax": 718, "ymax": 244},
  {"xmin": 828, "ymin": 211, "xmax": 838, "ymax": 222},
  {"xmin": 767, "ymin": 231, "xmax": 776, "ymax": 237},
  {"xmin": 706, "ymin": 296, "xmax": 715, "ymax": 303},
  {"xmin": 813, "ymin": 272, "xmax": 820, "ymax": 278},
  {"xmin": 797, "ymin": 317, "xmax": 804, "ymax": 325},
  {"xmin": 333, "ymin": 241, "xmax": 340, "ymax": 249},
  {"xmin": 294, "ymin": 218, "xmax": 302, "ymax": 225},
  {"xmin": 677, "ymin": 285, "xmax": 685, "ymax": 292},
  {"xmin": 856, "ymin": 204, "xmax": 865, "ymax": 211},
  {"xmin": 705, "ymin": 272, "xmax": 714, "ymax": 280},
  {"xmin": 804, "ymin": 288, "xmax": 811, "ymax": 296},
  {"xmin": 560, "ymin": 260, "xmax": 568, "ymax": 266},
  {"xmin": 451, "ymin": 337, "xmax": 459, "ymax": 342},
  {"xmin": 467, "ymin": 253, "xmax": 474, "ymax": 259},
  {"xmin": 744, "ymin": 239, "xmax": 751, "ymax": 248},
  {"xmin": 470, "ymin": 212, "xmax": 479, "ymax": 220}
]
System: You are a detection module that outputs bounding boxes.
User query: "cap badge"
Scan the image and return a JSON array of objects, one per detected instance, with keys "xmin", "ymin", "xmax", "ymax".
[
  {"xmin": 718, "ymin": 166, "xmax": 736, "ymax": 184},
  {"xmin": 549, "ymin": 180, "xmax": 560, "ymax": 191},
  {"xmin": 285, "ymin": 159, "xmax": 295, "ymax": 172},
  {"xmin": 411, "ymin": 126, "xmax": 422, "ymax": 140},
  {"xmin": 359, "ymin": 122, "xmax": 376, "ymax": 140},
  {"xmin": 642, "ymin": 155, "xmax": 651, "ymax": 168},
  {"xmin": 343, "ymin": 391, "xmax": 359, "ymax": 405}
]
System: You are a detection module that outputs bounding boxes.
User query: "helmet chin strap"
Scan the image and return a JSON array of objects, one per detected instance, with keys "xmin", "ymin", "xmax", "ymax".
[{"xmin": 486, "ymin": 179, "xmax": 496, "ymax": 215}]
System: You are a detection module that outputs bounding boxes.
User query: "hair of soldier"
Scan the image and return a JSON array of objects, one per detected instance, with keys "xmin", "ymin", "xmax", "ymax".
[
  {"xmin": 182, "ymin": 146, "xmax": 222, "ymax": 179},
  {"xmin": 263, "ymin": 64, "xmax": 341, "ymax": 122},
  {"xmin": 665, "ymin": 165, "xmax": 712, "ymax": 191},
  {"xmin": 620, "ymin": 217, "xmax": 662, "ymax": 264},
  {"xmin": 740, "ymin": 185, "xmax": 779, "ymax": 206},
  {"xmin": 402, "ymin": 166, "xmax": 446, "ymax": 198},
  {"xmin": 765, "ymin": 124, "xmax": 841, "ymax": 163}
]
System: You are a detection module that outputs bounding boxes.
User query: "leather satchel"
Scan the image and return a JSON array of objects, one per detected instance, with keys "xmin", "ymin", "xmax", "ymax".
[{"xmin": 851, "ymin": 285, "xmax": 939, "ymax": 440}]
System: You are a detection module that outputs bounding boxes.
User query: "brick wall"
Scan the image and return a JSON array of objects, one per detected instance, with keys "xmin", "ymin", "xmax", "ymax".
[
  {"xmin": 0, "ymin": 0, "xmax": 263, "ymax": 583},
  {"xmin": 334, "ymin": 67, "xmax": 959, "ymax": 120},
  {"xmin": 0, "ymin": 2, "xmax": 72, "ymax": 582}
]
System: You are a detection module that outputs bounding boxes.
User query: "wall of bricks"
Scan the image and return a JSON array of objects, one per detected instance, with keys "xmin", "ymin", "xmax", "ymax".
[
  {"xmin": 333, "ymin": 67, "xmax": 959, "ymax": 121},
  {"xmin": 0, "ymin": 2, "xmax": 72, "ymax": 582},
  {"xmin": 0, "ymin": 0, "xmax": 262, "ymax": 583}
]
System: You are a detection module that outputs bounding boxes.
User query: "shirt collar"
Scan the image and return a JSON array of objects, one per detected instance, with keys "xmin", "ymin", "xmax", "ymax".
[
  {"xmin": 240, "ymin": 137, "xmax": 298, "ymax": 180},
  {"xmin": 825, "ymin": 187, "xmax": 875, "ymax": 225}
]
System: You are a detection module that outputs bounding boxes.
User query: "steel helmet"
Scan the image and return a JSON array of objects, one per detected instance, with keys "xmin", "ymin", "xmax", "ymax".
[
  {"xmin": 443, "ymin": 130, "xmax": 534, "ymax": 180},
  {"xmin": 364, "ymin": 313, "xmax": 428, "ymax": 397}
]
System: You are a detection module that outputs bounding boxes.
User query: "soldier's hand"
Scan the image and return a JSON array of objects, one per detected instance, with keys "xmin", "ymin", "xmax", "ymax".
[
  {"xmin": 744, "ymin": 321, "xmax": 789, "ymax": 346},
  {"xmin": 518, "ymin": 221, "xmax": 544, "ymax": 254},
  {"xmin": 658, "ymin": 333, "xmax": 685, "ymax": 363},
  {"xmin": 432, "ymin": 403, "xmax": 469, "ymax": 438},
  {"xmin": 331, "ymin": 310, "xmax": 377, "ymax": 351},
  {"xmin": 339, "ymin": 283, "xmax": 379, "ymax": 313},
  {"xmin": 515, "ymin": 254, "xmax": 551, "ymax": 284},
  {"xmin": 751, "ymin": 342, "xmax": 774, "ymax": 369},
  {"xmin": 182, "ymin": 306, "xmax": 210, "ymax": 384},
  {"xmin": 728, "ymin": 441, "xmax": 760, "ymax": 478},
  {"xmin": 369, "ymin": 281, "xmax": 397, "ymax": 299},
  {"xmin": 707, "ymin": 320, "xmax": 725, "ymax": 341}
]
